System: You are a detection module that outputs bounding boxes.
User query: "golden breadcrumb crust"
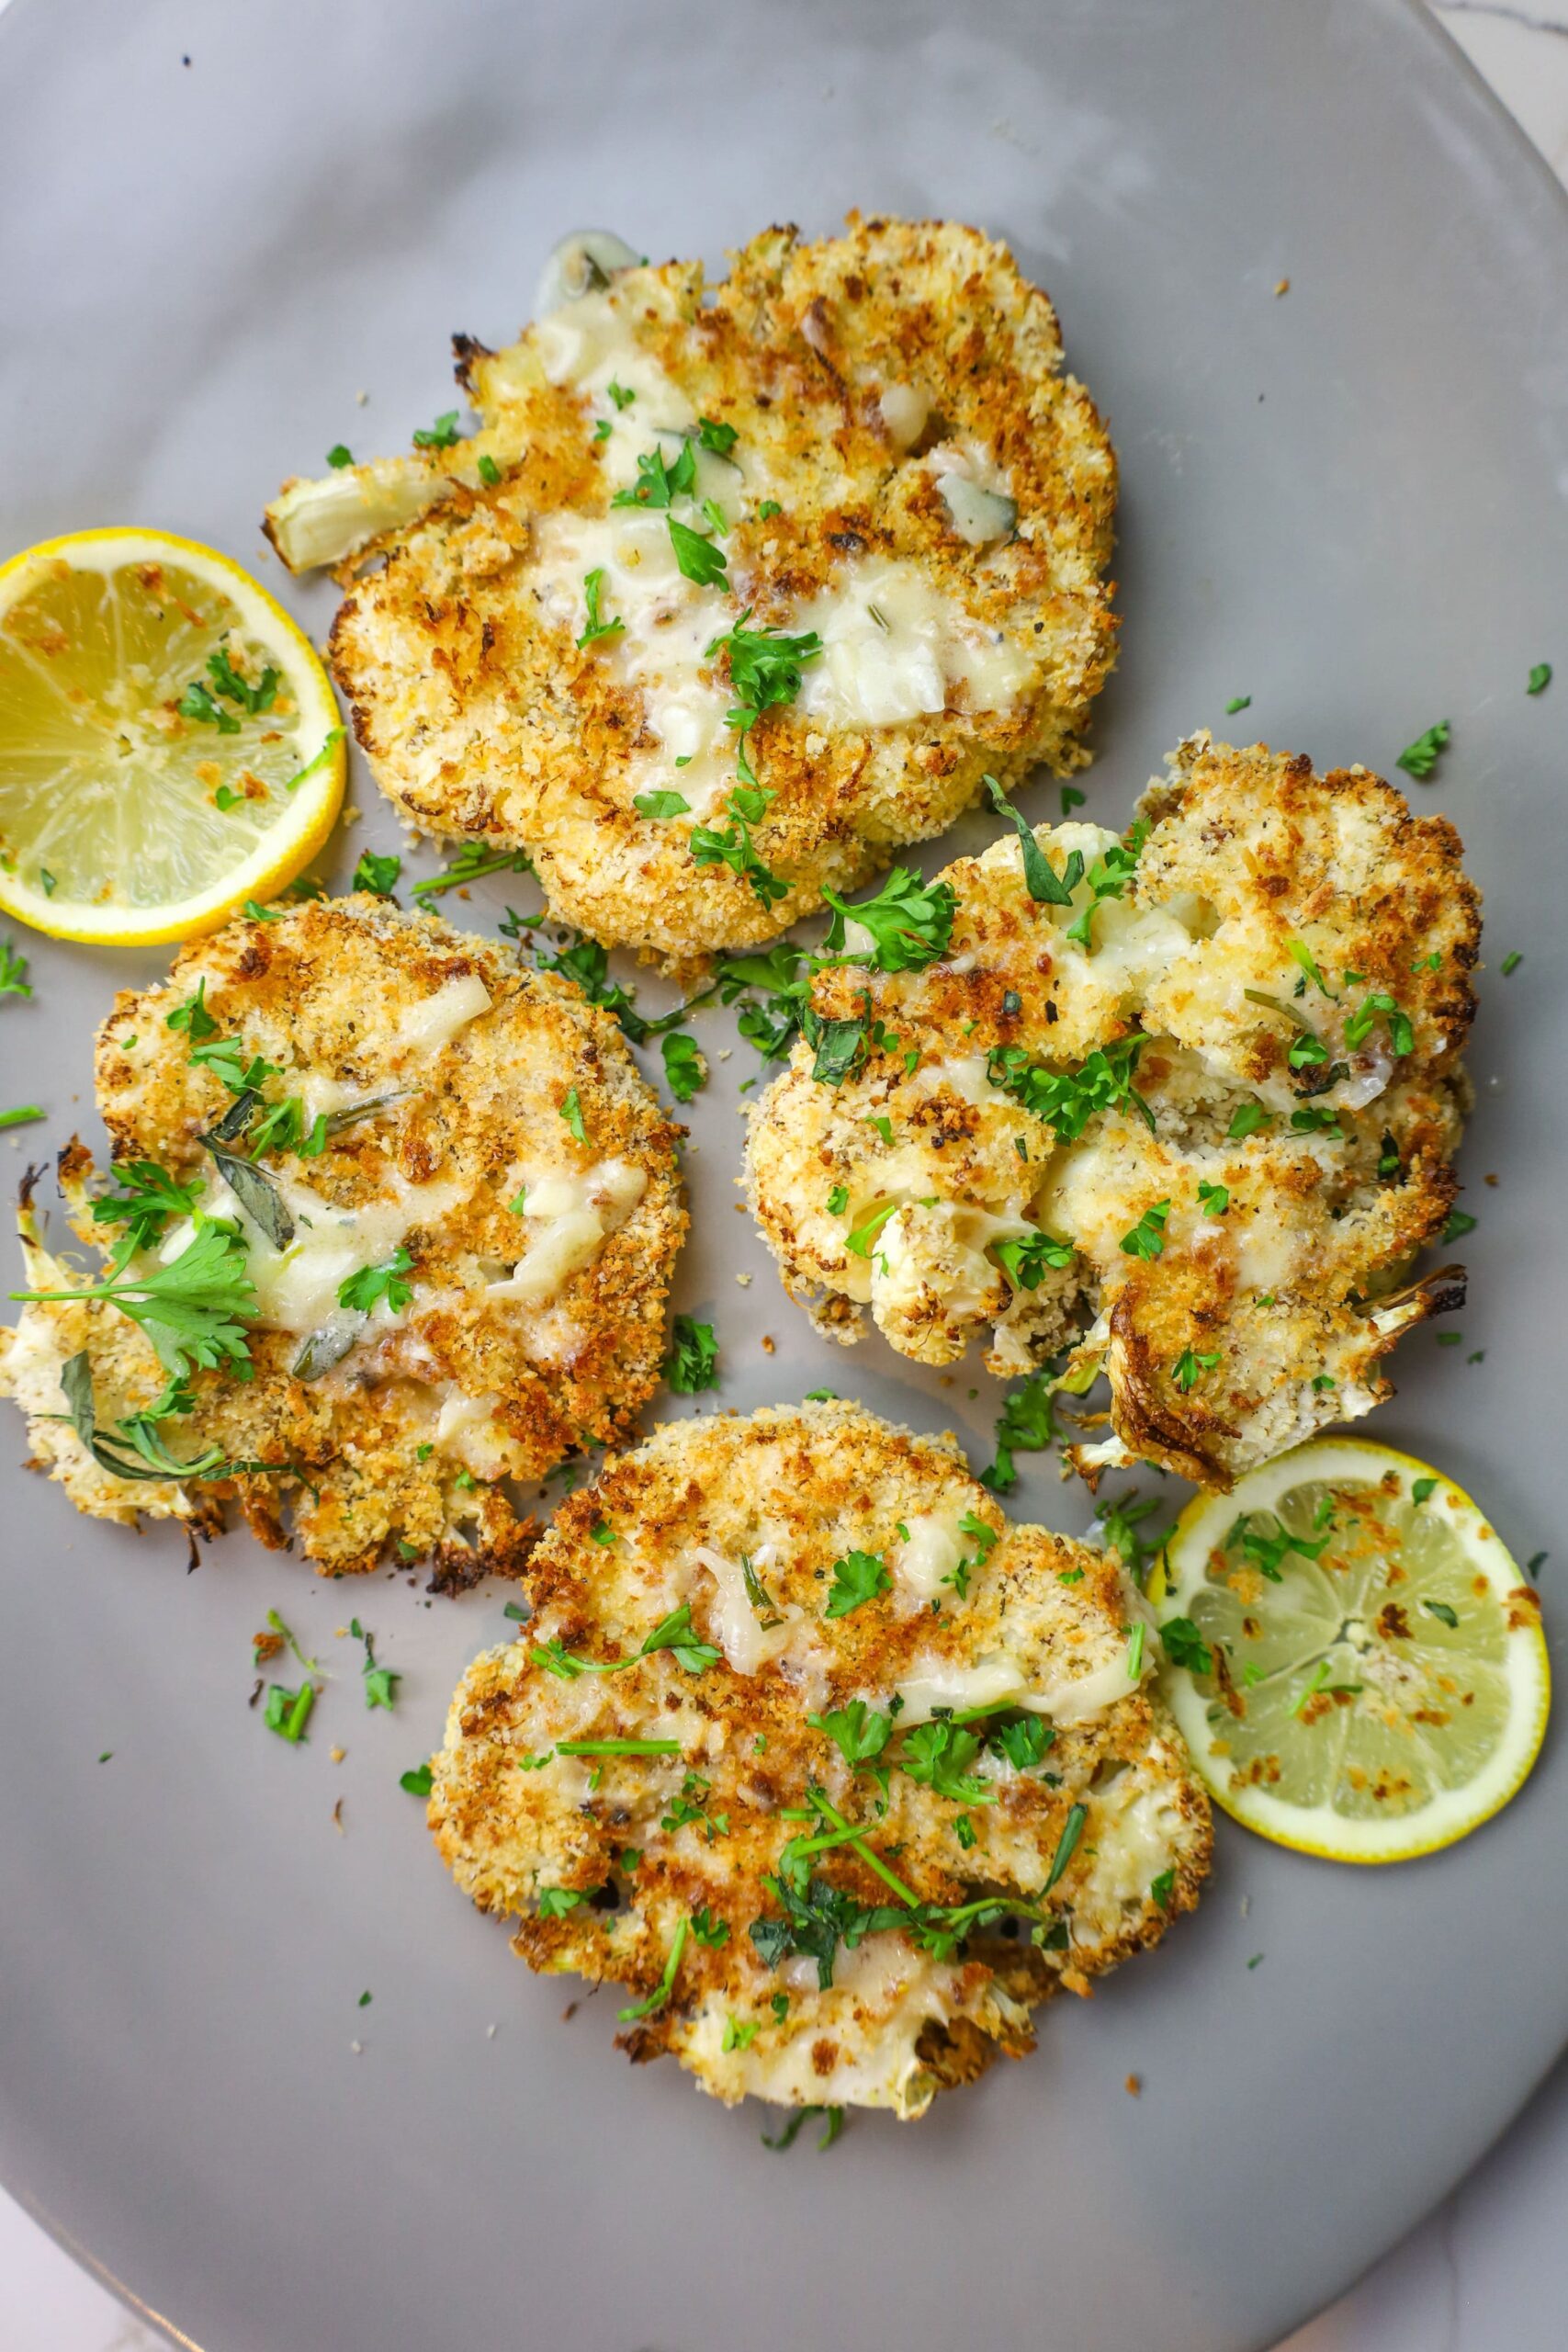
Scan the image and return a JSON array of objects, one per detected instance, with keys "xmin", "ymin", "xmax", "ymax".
[
  {"xmin": 314, "ymin": 216, "xmax": 1116, "ymax": 960},
  {"xmin": 744, "ymin": 735, "xmax": 1479, "ymax": 1489},
  {"xmin": 0, "ymin": 898, "xmax": 684, "ymax": 1578},
  {"xmin": 429, "ymin": 1401, "xmax": 1210, "ymax": 2117}
]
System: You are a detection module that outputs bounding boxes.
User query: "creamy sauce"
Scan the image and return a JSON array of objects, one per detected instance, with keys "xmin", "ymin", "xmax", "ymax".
[
  {"xmin": 391, "ymin": 973, "xmax": 491, "ymax": 1057},
  {"xmin": 894, "ymin": 1634, "xmax": 1151, "ymax": 1727}
]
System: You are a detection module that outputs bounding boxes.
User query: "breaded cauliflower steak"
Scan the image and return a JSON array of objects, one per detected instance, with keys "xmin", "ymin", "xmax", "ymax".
[
  {"xmin": 745, "ymin": 735, "xmax": 1478, "ymax": 1489},
  {"xmin": 428, "ymin": 1401, "xmax": 1209, "ymax": 2119},
  {"xmin": 0, "ymin": 898, "xmax": 684, "ymax": 1580},
  {"xmin": 282, "ymin": 216, "xmax": 1116, "ymax": 959}
]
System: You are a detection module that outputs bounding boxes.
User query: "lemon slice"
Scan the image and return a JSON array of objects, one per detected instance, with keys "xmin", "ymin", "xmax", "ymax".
[
  {"xmin": 1155, "ymin": 1436, "xmax": 1549, "ymax": 1861},
  {"xmin": 0, "ymin": 527, "xmax": 345, "ymax": 944}
]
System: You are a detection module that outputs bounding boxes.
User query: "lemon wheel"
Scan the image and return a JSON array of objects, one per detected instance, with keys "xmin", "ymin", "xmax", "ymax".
[
  {"xmin": 1154, "ymin": 1436, "xmax": 1549, "ymax": 1862},
  {"xmin": 0, "ymin": 526, "xmax": 344, "ymax": 944}
]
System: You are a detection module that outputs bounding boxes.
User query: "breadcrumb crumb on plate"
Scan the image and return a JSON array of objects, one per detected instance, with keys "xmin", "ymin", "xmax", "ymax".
[
  {"xmin": 428, "ymin": 1400, "xmax": 1210, "ymax": 2117},
  {"xmin": 0, "ymin": 897, "xmax": 685, "ymax": 1580},
  {"xmin": 275, "ymin": 214, "xmax": 1118, "ymax": 960},
  {"xmin": 744, "ymin": 733, "xmax": 1479, "ymax": 1490}
]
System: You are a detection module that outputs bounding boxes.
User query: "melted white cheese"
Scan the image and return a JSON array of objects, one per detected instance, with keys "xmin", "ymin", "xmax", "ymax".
[
  {"xmin": 795, "ymin": 555, "xmax": 1032, "ymax": 729},
  {"xmin": 170, "ymin": 1173, "xmax": 466, "ymax": 1336},
  {"xmin": 434, "ymin": 1385, "xmax": 513, "ymax": 1478},
  {"xmin": 391, "ymin": 973, "xmax": 491, "ymax": 1057},
  {"xmin": 490, "ymin": 1159, "xmax": 648, "ymax": 1307},
  {"xmin": 894, "ymin": 1635, "xmax": 1151, "ymax": 1728},
  {"xmin": 894, "ymin": 1510, "xmax": 967, "ymax": 1602}
]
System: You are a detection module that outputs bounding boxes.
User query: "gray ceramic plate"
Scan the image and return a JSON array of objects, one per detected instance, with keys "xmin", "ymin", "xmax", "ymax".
[{"xmin": 2, "ymin": 1, "xmax": 1565, "ymax": 2346}]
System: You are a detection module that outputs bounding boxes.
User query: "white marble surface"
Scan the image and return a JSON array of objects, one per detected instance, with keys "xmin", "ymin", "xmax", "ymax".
[{"xmin": 6, "ymin": 4, "xmax": 1568, "ymax": 2346}]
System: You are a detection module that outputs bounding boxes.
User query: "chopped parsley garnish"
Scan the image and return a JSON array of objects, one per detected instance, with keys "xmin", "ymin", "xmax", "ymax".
[
  {"xmin": 826, "ymin": 1183, "xmax": 850, "ymax": 1216},
  {"xmin": 0, "ymin": 936, "xmax": 30, "ymax": 1000},
  {"xmin": 1120, "ymin": 1200, "xmax": 1171, "ymax": 1261},
  {"xmin": 337, "ymin": 1247, "xmax": 414, "ymax": 1317},
  {"xmin": 1224, "ymin": 1509, "xmax": 1329, "ymax": 1582},
  {"xmin": 1286, "ymin": 940, "xmax": 1335, "ymax": 999},
  {"xmin": 89, "ymin": 1159, "xmax": 203, "ymax": 1249},
  {"xmin": 612, "ymin": 439, "xmax": 696, "ymax": 510},
  {"xmin": 1197, "ymin": 1179, "xmax": 1230, "ymax": 1216},
  {"xmin": 1412, "ymin": 1476, "xmax": 1438, "ymax": 1504},
  {"xmin": 757, "ymin": 499, "xmax": 782, "ymax": 520},
  {"xmin": 983, "ymin": 775, "xmax": 1082, "ymax": 906},
  {"xmin": 991, "ymin": 1228, "xmax": 1075, "ymax": 1290},
  {"xmin": 554, "ymin": 1737, "xmax": 681, "ymax": 1757},
  {"xmin": 668, "ymin": 515, "xmax": 728, "ymax": 587},
  {"xmin": 410, "ymin": 842, "xmax": 535, "ymax": 900},
  {"xmin": 1501, "ymin": 950, "xmax": 1523, "ymax": 976},
  {"xmin": 352, "ymin": 848, "xmax": 401, "ymax": 897},
  {"xmin": 660, "ymin": 1032, "xmax": 705, "ymax": 1102},
  {"xmin": 633, "ymin": 790, "xmax": 690, "ymax": 820},
  {"xmin": 1227, "ymin": 1101, "xmax": 1272, "ymax": 1141},
  {"xmin": 0, "ymin": 1104, "xmax": 42, "ymax": 1130},
  {"xmin": 823, "ymin": 1549, "xmax": 891, "ymax": 1618},
  {"xmin": 986, "ymin": 1034, "xmax": 1153, "ymax": 1143},
  {"xmin": 691, "ymin": 1905, "xmax": 730, "ymax": 1948},
  {"xmin": 576, "ymin": 566, "xmax": 625, "ymax": 647},
  {"xmin": 400, "ymin": 1762, "xmax": 434, "ymax": 1795},
  {"xmin": 1396, "ymin": 720, "xmax": 1450, "ymax": 782},
  {"xmin": 1345, "ymin": 989, "xmax": 1414, "ymax": 1057},
  {"xmin": 843, "ymin": 1198, "xmax": 910, "ymax": 1259},
  {"xmin": 264, "ymin": 1682, "xmax": 315, "ymax": 1743},
  {"xmin": 820, "ymin": 867, "xmax": 957, "ymax": 971},
  {"xmin": 1172, "ymin": 1346, "xmax": 1221, "ymax": 1392},
  {"xmin": 980, "ymin": 1366, "xmax": 1059, "ymax": 1492},
  {"xmin": 1422, "ymin": 1600, "xmax": 1459, "ymax": 1628},
  {"xmin": 899, "ymin": 1720, "xmax": 995, "ymax": 1805},
  {"xmin": 349, "ymin": 1615, "xmax": 399, "ymax": 1710},
  {"xmin": 722, "ymin": 2015, "xmax": 761, "ymax": 2052},
  {"xmin": 616, "ymin": 1917, "xmax": 691, "ymax": 2023},
  {"xmin": 664, "ymin": 1315, "xmax": 717, "ymax": 1393},
  {"xmin": 1061, "ymin": 785, "xmax": 1086, "ymax": 815},
  {"xmin": 559, "ymin": 1087, "xmax": 588, "ymax": 1146},
  {"xmin": 1064, "ymin": 820, "xmax": 1148, "ymax": 950},
  {"xmin": 1528, "ymin": 662, "xmax": 1551, "ymax": 695},
  {"xmin": 477, "ymin": 452, "xmax": 502, "ymax": 486},
  {"xmin": 697, "ymin": 415, "xmax": 739, "ymax": 455},
  {"xmin": 808, "ymin": 1700, "xmax": 894, "ymax": 1769},
  {"xmin": 1224, "ymin": 695, "xmax": 1251, "ymax": 715},
  {"xmin": 1043, "ymin": 1802, "xmax": 1087, "ymax": 1894},
  {"xmin": 1150, "ymin": 1867, "xmax": 1176, "ymax": 1909},
  {"xmin": 690, "ymin": 783, "xmax": 787, "ymax": 909},
  {"xmin": 14, "ymin": 1220, "xmax": 255, "ymax": 1386},
  {"xmin": 1290, "ymin": 1105, "xmax": 1342, "ymax": 1136},
  {"xmin": 326, "ymin": 444, "xmax": 353, "ymax": 469},
  {"xmin": 538, "ymin": 1885, "xmax": 589, "ymax": 1919},
  {"xmin": 412, "ymin": 409, "xmax": 460, "ymax": 449},
  {"xmin": 1442, "ymin": 1208, "xmax": 1477, "ymax": 1243}
]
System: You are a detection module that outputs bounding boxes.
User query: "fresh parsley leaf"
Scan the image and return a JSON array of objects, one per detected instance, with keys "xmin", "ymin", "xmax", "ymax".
[
  {"xmin": 843, "ymin": 1198, "xmax": 906, "ymax": 1259},
  {"xmin": 1172, "ymin": 1346, "xmax": 1221, "ymax": 1392},
  {"xmin": 337, "ymin": 1247, "xmax": 414, "ymax": 1316},
  {"xmin": 1119, "ymin": 1200, "xmax": 1171, "ymax": 1261},
  {"xmin": 326, "ymin": 443, "xmax": 353, "ymax": 469},
  {"xmin": 691, "ymin": 783, "xmax": 787, "ymax": 909},
  {"xmin": 15, "ymin": 1220, "xmax": 255, "ymax": 1385},
  {"xmin": 1422, "ymin": 1600, "xmax": 1459, "ymax": 1628},
  {"xmin": 1043, "ymin": 1802, "xmax": 1087, "ymax": 1894},
  {"xmin": 640, "ymin": 1601, "xmax": 722, "ymax": 1675},
  {"xmin": 987, "ymin": 1035, "xmax": 1153, "ymax": 1144},
  {"xmin": 477, "ymin": 452, "xmax": 502, "ymax": 485},
  {"xmin": 807, "ymin": 1700, "xmax": 894, "ymax": 1769},
  {"xmin": 1224, "ymin": 695, "xmax": 1251, "ymax": 715},
  {"xmin": 537, "ymin": 1886, "xmax": 589, "ymax": 1919},
  {"xmin": 1225, "ymin": 1510, "xmax": 1329, "ymax": 1582},
  {"xmin": 980, "ymin": 1367, "xmax": 1059, "ymax": 1493},
  {"xmin": 205, "ymin": 642, "xmax": 278, "ymax": 717},
  {"xmin": 1197, "ymin": 1179, "xmax": 1230, "ymax": 1216},
  {"xmin": 352, "ymin": 849, "xmax": 401, "ymax": 897},
  {"xmin": 1396, "ymin": 720, "xmax": 1450, "ymax": 781},
  {"xmin": 559, "ymin": 1087, "xmax": 588, "ymax": 1146},
  {"xmin": 0, "ymin": 936, "xmax": 30, "ymax": 1001},
  {"xmin": 991, "ymin": 1228, "xmax": 1075, "ymax": 1290},
  {"xmin": 1529, "ymin": 662, "xmax": 1551, "ymax": 695},
  {"xmin": 633, "ymin": 789, "xmax": 691, "ymax": 819},
  {"xmin": 400, "ymin": 1762, "xmax": 434, "ymax": 1795},
  {"xmin": 576, "ymin": 566, "xmax": 625, "ymax": 648},
  {"xmin": 820, "ymin": 866, "xmax": 957, "ymax": 971},
  {"xmin": 697, "ymin": 415, "xmax": 739, "ymax": 455},
  {"xmin": 1412, "ymin": 1476, "xmax": 1438, "ymax": 1504},
  {"xmin": 691, "ymin": 1905, "xmax": 730, "ymax": 1949},
  {"xmin": 1442, "ymin": 1208, "xmax": 1477, "ymax": 1243},
  {"xmin": 410, "ymin": 842, "xmax": 535, "ymax": 900},
  {"xmin": 616, "ymin": 1916, "xmax": 691, "ymax": 2023},
  {"xmin": 89, "ymin": 1159, "xmax": 203, "ymax": 1250},
  {"xmin": 898, "ymin": 1720, "xmax": 995, "ymax": 1805},
  {"xmin": 664, "ymin": 1315, "xmax": 717, "ymax": 1393},
  {"xmin": 983, "ymin": 775, "xmax": 1083, "ymax": 906},
  {"xmin": 412, "ymin": 409, "xmax": 460, "ymax": 449},
  {"xmin": 660, "ymin": 1032, "xmax": 705, "ymax": 1102},
  {"xmin": 612, "ymin": 439, "xmax": 697, "ymax": 510},
  {"xmin": 1226, "ymin": 1101, "xmax": 1272, "ymax": 1141},
  {"xmin": 264, "ymin": 1682, "xmax": 316, "ymax": 1743},
  {"xmin": 824, "ymin": 1549, "xmax": 890, "ymax": 1619},
  {"xmin": 1150, "ymin": 1867, "xmax": 1176, "ymax": 1908},
  {"xmin": 988, "ymin": 1713, "xmax": 1053, "ymax": 1771},
  {"xmin": 1062, "ymin": 820, "xmax": 1148, "ymax": 951},
  {"xmin": 349, "ymin": 1615, "xmax": 400, "ymax": 1710}
]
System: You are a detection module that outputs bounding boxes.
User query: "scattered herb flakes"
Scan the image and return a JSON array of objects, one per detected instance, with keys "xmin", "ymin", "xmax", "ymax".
[
  {"xmin": 338, "ymin": 1247, "xmax": 414, "ymax": 1317},
  {"xmin": 326, "ymin": 444, "xmax": 353, "ymax": 469},
  {"xmin": 1411, "ymin": 1476, "xmax": 1438, "ymax": 1505},
  {"xmin": 664, "ymin": 1315, "xmax": 718, "ymax": 1394},
  {"xmin": 823, "ymin": 1549, "xmax": 892, "ymax": 1619},
  {"xmin": 1501, "ymin": 951, "xmax": 1523, "ymax": 977},
  {"xmin": 1396, "ymin": 719, "xmax": 1450, "ymax": 782},
  {"xmin": 0, "ymin": 1104, "xmax": 44, "ymax": 1131},
  {"xmin": 410, "ymin": 842, "xmax": 535, "ymax": 900},
  {"xmin": 616, "ymin": 1916, "xmax": 691, "ymax": 2022},
  {"xmin": 576, "ymin": 566, "xmax": 625, "ymax": 648},
  {"xmin": 660, "ymin": 1031, "xmax": 705, "ymax": 1102},
  {"xmin": 1528, "ymin": 662, "xmax": 1551, "ymax": 695},
  {"xmin": 559, "ymin": 1087, "xmax": 589, "ymax": 1146},
  {"xmin": 1224, "ymin": 695, "xmax": 1252, "ymax": 714},
  {"xmin": 412, "ymin": 409, "xmax": 460, "ymax": 450},
  {"xmin": 351, "ymin": 848, "xmax": 401, "ymax": 897},
  {"xmin": 264, "ymin": 1682, "xmax": 316, "ymax": 1743}
]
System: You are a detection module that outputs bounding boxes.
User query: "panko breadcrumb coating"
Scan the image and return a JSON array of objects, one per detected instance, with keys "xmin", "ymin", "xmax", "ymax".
[
  {"xmin": 744, "ymin": 735, "xmax": 1478, "ymax": 1490},
  {"xmin": 429, "ymin": 1401, "xmax": 1210, "ymax": 2119},
  {"xmin": 0, "ymin": 898, "xmax": 684, "ymax": 1580},
  {"xmin": 267, "ymin": 215, "xmax": 1117, "ymax": 961}
]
